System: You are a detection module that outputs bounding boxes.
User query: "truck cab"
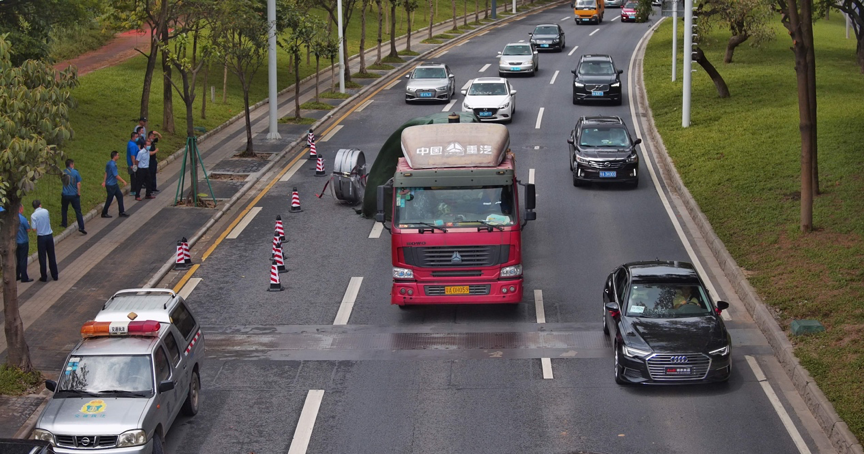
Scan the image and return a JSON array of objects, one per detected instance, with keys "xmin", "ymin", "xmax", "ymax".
[{"xmin": 574, "ymin": 0, "xmax": 605, "ymax": 24}]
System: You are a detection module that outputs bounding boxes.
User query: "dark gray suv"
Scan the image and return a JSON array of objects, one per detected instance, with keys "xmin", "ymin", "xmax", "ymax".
[{"xmin": 571, "ymin": 54, "xmax": 623, "ymax": 105}]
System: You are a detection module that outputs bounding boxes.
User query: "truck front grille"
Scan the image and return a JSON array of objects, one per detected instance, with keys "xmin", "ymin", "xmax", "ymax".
[
  {"xmin": 403, "ymin": 245, "xmax": 509, "ymax": 267},
  {"xmin": 55, "ymin": 435, "xmax": 118, "ymax": 448}
]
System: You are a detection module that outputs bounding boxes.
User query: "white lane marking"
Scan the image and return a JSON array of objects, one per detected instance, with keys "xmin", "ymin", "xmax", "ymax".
[
  {"xmin": 519, "ymin": 39, "xmax": 525, "ymax": 42},
  {"xmin": 534, "ymin": 289, "xmax": 546, "ymax": 323},
  {"xmin": 436, "ymin": 50, "xmax": 449, "ymax": 57},
  {"xmin": 476, "ymin": 30, "xmax": 488, "ymax": 36},
  {"xmin": 534, "ymin": 146, "xmax": 540, "ymax": 150},
  {"xmin": 479, "ymin": 63, "xmax": 491, "ymax": 72},
  {"xmin": 320, "ymin": 124, "xmax": 343, "ymax": 142},
  {"xmin": 745, "ymin": 356, "xmax": 812, "ymax": 454},
  {"xmin": 442, "ymin": 100, "xmax": 457, "ymax": 111},
  {"xmin": 356, "ymin": 99, "xmax": 374, "ymax": 111},
  {"xmin": 333, "ymin": 277, "xmax": 363, "ymax": 325},
  {"xmin": 550, "ymin": 70, "xmax": 559, "ymax": 85},
  {"xmin": 369, "ymin": 222, "xmax": 384, "ymax": 239},
  {"xmin": 280, "ymin": 157, "xmax": 307, "ymax": 182},
  {"xmin": 568, "ymin": 45, "xmax": 579, "ymax": 56},
  {"xmin": 589, "ymin": 29, "xmax": 599, "ymax": 36},
  {"xmin": 561, "ymin": 16, "xmax": 570, "ymax": 21},
  {"xmin": 385, "ymin": 79, "xmax": 401, "ymax": 90},
  {"xmin": 541, "ymin": 358, "xmax": 554, "ymax": 379},
  {"xmin": 611, "ymin": 15, "xmax": 619, "ymax": 21},
  {"xmin": 178, "ymin": 278, "xmax": 202, "ymax": 300},
  {"xmin": 227, "ymin": 207, "xmax": 263, "ymax": 239},
  {"xmin": 535, "ymin": 107, "xmax": 545, "ymax": 129},
  {"xmin": 626, "ymin": 25, "xmax": 731, "ymax": 320},
  {"xmin": 286, "ymin": 390, "xmax": 325, "ymax": 454},
  {"xmin": 528, "ymin": 168, "xmax": 535, "ymax": 185},
  {"xmin": 461, "ymin": 80, "xmax": 472, "ymax": 90},
  {"xmin": 457, "ymin": 40, "xmax": 469, "ymax": 46}
]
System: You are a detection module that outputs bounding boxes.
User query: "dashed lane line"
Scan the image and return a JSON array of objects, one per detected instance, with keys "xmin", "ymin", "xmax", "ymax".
[
  {"xmin": 435, "ymin": 50, "xmax": 449, "ymax": 57},
  {"xmin": 279, "ymin": 156, "xmax": 306, "ymax": 182},
  {"xmin": 226, "ymin": 207, "xmax": 262, "ymax": 239},
  {"xmin": 286, "ymin": 390, "xmax": 325, "ymax": 454},
  {"xmin": 568, "ymin": 45, "xmax": 579, "ymax": 56},
  {"xmin": 560, "ymin": 16, "xmax": 570, "ymax": 21},
  {"xmin": 178, "ymin": 277, "xmax": 202, "ymax": 300},
  {"xmin": 462, "ymin": 80, "xmax": 472, "ymax": 90},
  {"xmin": 172, "ymin": 264, "xmax": 200, "ymax": 293},
  {"xmin": 535, "ymin": 290, "xmax": 553, "ymax": 379},
  {"xmin": 479, "ymin": 63, "xmax": 491, "ymax": 72},
  {"xmin": 457, "ymin": 40, "xmax": 468, "ymax": 46},
  {"xmin": 356, "ymin": 99, "xmax": 374, "ymax": 111},
  {"xmin": 442, "ymin": 100, "xmax": 457, "ymax": 111},
  {"xmin": 369, "ymin": 222, "xmax": 384, "ymax": 239},
  {"xmin": 385, "ymin": 79, "xmax": 401, "ymax": 90},
  {"xmin": 611, "ymin": 15, "xmax": 619, "ymax": 21},
  {"xmin": 745, "ymin": 356, "xmax": 812, "ymax": 454},
  {"xmin": 550, "ymin": 70, "xmax": 559, "ymax": 85},
  {"xmin": 589, "ymin": 29, "xmax": 600, "ymax": 36},
  {"xmin": 541, "ymin": 358, "xmax": 554, "ymax": 379},
  {"xmin": 319, "ymin": 124, "xmax": 343, "ymax": 142},
  {"xmin": 333, "ymin": 277, "xmax": 363, "ymax": 325},
  {"xmin": 535, "ymin": 107, "xmax": 545, "ymax": 129}
]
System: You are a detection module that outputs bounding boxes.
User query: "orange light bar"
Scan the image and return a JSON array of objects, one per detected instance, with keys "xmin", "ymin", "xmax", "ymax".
[{"xmin": 81, "ymin": 320, "xmax": 161, "ymax": 338}]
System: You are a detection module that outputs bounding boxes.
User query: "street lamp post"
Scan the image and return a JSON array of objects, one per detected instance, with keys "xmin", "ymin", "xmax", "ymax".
[
  {"xmin": 682, "ymin": 0, "xmax": 695, "ymax": 127},
  {"xmin": 338, "ymin": 0, "xmax": 346, "ymax": 94},
  {"xmin": 266, "ymin": 0, "xmax": 281, "ymax": 139}
]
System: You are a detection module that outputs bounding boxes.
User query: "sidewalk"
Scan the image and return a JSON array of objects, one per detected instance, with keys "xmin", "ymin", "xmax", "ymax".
[
  {"xmin": 0, "ymin": 1, "xmax": 564, "ymax": 438},
  {"xmin": 54, "ymin": 29, "xmax": 150, "ymax": 76}
]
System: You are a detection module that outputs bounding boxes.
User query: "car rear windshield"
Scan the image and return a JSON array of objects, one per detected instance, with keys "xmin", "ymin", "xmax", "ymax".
[
  {"xmin": 413, "ymin": 67, "xmax": 447, "ymax": 79},
  {"xmin": 467, "ymin": 83, "xmax": 507, "ymax": 96},
  {"xmin": 579, "ymin": 126, "xmax": 631, "ymax": 147},
  {"xmin": 626, "ymin": 283, "xmax": 713, "ymax": 318},
  {"xmin": 534, "ymin": 26, "xmax": 558, "ymax": 34},
  {"xmin": 625, "ymin": 2, "xmax": 638, "ymax": 7},
  {"xmin": 502, "ymin": 45, "xmax": 532, "ymax": 55},
  {"xmin": 578, "ymin": 61, "xmax": 615, "ymax": 75}
]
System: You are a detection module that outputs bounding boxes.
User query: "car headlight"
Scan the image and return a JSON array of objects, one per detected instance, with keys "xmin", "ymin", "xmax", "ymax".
[
  {"xmin": 622, "ymin": 345, "xmax": 651, "ymax": 358},
  {"xmin": 575, "ymin": 154, "xmax": 589, "ymax": 164},
  {"xmin": 524, "ymin": 61, "xmax": 534, "ymax": 67},
  {"xmin": 552, "ymin": 39, "xmax": 560, "ymax": 43},
  {"xmin": 406, "ymin": 87, "xmax": 416, "ymax": 93},
  {"xmin": 462, "ymin": 102, "xmax": 472, "ymax": 110},
  {"xmin": 499, "ymin": 100, "xmax": 511, "ymax": 109},
  {"xmin": 709, "ymin": 345, "xmax": 730, "ymax": 356},
  {"xmin": 500, "ymin": 264, "xmax": 522, "ymax": 277},
  {"xmin": 31, "ymin": 429, "xmax": 55, "ymax": 446},
  {"xmin": 393, "ymin": 267, "xmax": 414, "ymax": 279},
  {"xmin": 436, "ymin": 86, "xmax": 449, "ymax": 91},
  {"xmin": 116, "ymin": 429, "xmax": 147, "ymax": 447},
  {"xmin": 574, "ymin": 82, "xmax": 585, "ymax": 88},
  {"xmin": 611, "ymin": 82, "xmax": 620, "ymax": 88},
  {"xmin": 626, "ymin": 153, "xmax": 638, "ymax": 163}
]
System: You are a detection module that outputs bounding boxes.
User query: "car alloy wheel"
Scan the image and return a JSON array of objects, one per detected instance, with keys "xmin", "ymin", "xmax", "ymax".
[
  {"xmin": 614, "ymin": 342, "xmax": 626, "ymax": 384},
  {"xmin": 603, "ymin": 312, "xmax": 609, "ymax": 335}
]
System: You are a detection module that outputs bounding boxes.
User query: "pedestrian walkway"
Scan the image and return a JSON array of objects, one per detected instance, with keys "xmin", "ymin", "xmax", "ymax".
[
  {"xmin": 0, "ymin": 1, "xmax": 563, "ymax": 438},
  {"xmin": 54, "ymin": 29, "xmax": 150, "ymax": 76}
]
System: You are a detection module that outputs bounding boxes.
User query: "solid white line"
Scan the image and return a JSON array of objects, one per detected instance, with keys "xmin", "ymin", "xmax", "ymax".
[
  {"xmin": 356, "ymin": 99, "xmax": 374, "ymax": 111},
  {"xmin": 528, "ymin": 168, "xmax": 535, "ymax": 185},
  {"xmin": 745, "ymin": 356, "xmax": 812, "ymax": 454},
  {"xmin": 442, "ymin": 100, "xmax": 457, "ymax": 111},
  {"xmin": 385, "ymin": 79, "xmax": 401, "ymax": 90},
  {"xmin": 368, "ymin": 222, "xmax": 384, "ymax": 239},
  {"xmin": 561, "ymin": 16, "xmax": 570, "ymax": 21},
  {"xmin": 227, "ymin": 207, "xmax": 262, "ymax": 239},
  {"xmin": 286, "ymin": 390, "xmax": 325, "ymax": 454},
  {"xmin": 541, "ymin": 358, "xmax": 554, "ymax": 379},
  {"xmin": 178, "ymin": 278, "xmax": 202, "ymax": 300},
  {"xmin": 611, "ymin": 15, "xmax": 619, "ymax": 21},
  {"xmin": 534, "ymin": 289, "xmax": 546, "ymax": 323},
  {"xmin": 479, "ymin": 63, "xmax": 491, "ymax": 72},
  {"xmin": 626, "ymin": 21, "xmax": 731, "ymax": 320},
  {"xmin": 568, "ymin": 45, "xmax": 579, "ymax": 56},
  {"xmin": 333, "ymin": 277, "xmax": 363, "ymax": 325},
  {"xmin": 550, "ymin": 70, "xmax": 559, "ymax": 85},
  {"xmin": 320, "ymin": 124, "xmax": 343, "ymax": 142},
  {"xmin": 280, "ymin": 157, "xmax": 306, "ymax": 182},
  {"xmin": 589, "ymin": 28, "xmax": 599, "ymax": 36},
  {"xmin": 535, "ymin": 107, "xmax": 544, "ymax": 129}
]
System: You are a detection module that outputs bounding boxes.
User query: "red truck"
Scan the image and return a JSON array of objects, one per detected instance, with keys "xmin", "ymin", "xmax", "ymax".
[{"xmin": 375, "ymin": 122, "xmax": 536, "ymax": 307}]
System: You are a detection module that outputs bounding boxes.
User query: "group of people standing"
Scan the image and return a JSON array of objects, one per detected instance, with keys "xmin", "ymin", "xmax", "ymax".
[{"xmin": 124, "ymin": 116, "xmax": 161, "ymax": 202}]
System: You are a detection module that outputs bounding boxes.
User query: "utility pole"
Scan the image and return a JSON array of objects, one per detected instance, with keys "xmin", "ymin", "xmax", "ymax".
[
  {"xmin": 267, "ymin": 0, "xmax": 281, "ymax": 139},
  {"xmin": 672, "ymin": 0, "xmax": 677, "ymax": 81},
  {"xmin": 338, "ymin": 0, "xmax": 346, "ymax": 93},
  {"xmin": 682, "ymin": 0, "xmax": 696, "ymax": 127}
]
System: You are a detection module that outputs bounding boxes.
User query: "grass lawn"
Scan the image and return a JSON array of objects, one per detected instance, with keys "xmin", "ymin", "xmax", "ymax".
[
  {"xmin": 299, "ymin": 101, "xmax": 334, "ymax": 110},
  {"xmin": 644, "ymin": 14, "xmax": 864, "ymax": 440}
]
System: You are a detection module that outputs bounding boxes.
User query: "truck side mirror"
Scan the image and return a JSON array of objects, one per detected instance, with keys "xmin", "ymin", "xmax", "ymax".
[
  {"xmin": 525, "ymin": 183, "xmax": 536, "ymax": 210},
  {"xmin": 524, "ymin": 211, "xmax": 536, "ymax": 221},
  {"xmin": 158, "ymin": 380, "xmax": 175, "ymax": 393},
  {"xmin": 45, "ymin": 380, "xmax": 57, "ymax": 392},
  {"xmin": 375, "ymin": 185, "xmax": 386, "ymax": 223}
]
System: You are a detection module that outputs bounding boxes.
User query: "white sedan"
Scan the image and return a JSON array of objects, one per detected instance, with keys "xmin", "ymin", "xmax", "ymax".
[{"xmin": 461, "ymin": 77, "xmax": 517, "ymax": 124}]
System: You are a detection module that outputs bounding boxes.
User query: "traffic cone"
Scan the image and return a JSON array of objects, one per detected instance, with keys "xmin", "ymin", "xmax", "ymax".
[
  {"xmin": 307, "ymin": 130, "xmax": 316, "ymax": 159},
  {"xmin": 268, "ymin": 260, "xmax": 284, "ymax": 291},
  {"xmin": 181, "ymin": 237, "xmax": 192, "ymax": 265},
  {"xmin": 309, "ymin": 141, "xmax": 317, "ymax": 160},
  {"xmin": 274, "ymin": 241, "xmax": 287, "ymax": 273},
  {"xmin": 315, "ymin": 155, "xmax": 325, "ymax": 177},
  {"xmin": 275, "ymin": 215, "xmax": 285, "ymax": 241},
  {"xmin": 174, "ymin": 241, "xmax": 189, "ymax": 270},
  {"xmin": 290, "ymin": 187, "xmax": 303, "ymax": 213},
  {"xmin": 271, "ymin": 233, "xmax": 280, "ymax": 259}
]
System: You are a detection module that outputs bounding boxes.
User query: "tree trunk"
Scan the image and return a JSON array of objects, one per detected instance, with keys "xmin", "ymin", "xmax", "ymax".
[
  {"xmin": 140, "ymin": 31, "xmax": 160, "ymax": 119},
  {"xmin": 315, "ymin": 55, "xmax": 321, "ymax": 102},
  {"xmin": 485, "ymin": 0, "xmax": 489, "ymax": 19},
  {"xmin": 452, "ymin": 0, "xmax": 457, "ymax": 30},
  {"xmin": 803, "ymin": 5, "xmax": 818, "ymax": 195},
  {"xmin": 858, "ymin": 37, "xmax": 864, "ymax": 73},
  {"xmin": 241, "ymin": 77, "xmax": 254, "ymax": 155},
  {"xmin": 464, "ymin": 0, "xmax": 468, "ymax": 26},
  {"xmin": 331, "ymin": 55, "xmax": 336, "ymax": 91},
  {"xmin": 161, "ymin": 24, "xmax": 175, "ymax": 134},
  {"xmin": 222, "ymin": 64, "xmax": 228, "ymax": 103},
  {"xmin": 693, "ymin": 48, "xmax": 730, "ymax": 98},
  {"xmin": 295, "ymin": 54, "xmax": 302, "ymax": 120},
  {"xmin": 429, "ymin": 0, "xmax": 434, "ymax": 40},
  {"xmin": 376, "ymin": 0, "xmax": 383, "ymax": 64},
  {"xmin": 475, "ymin": 0, "xmax": 479, "ymax": 23},
  {"xmin": 724, "ymin": 33, "xmax": 749, "ymax": 64},
  {"xmin": 360, "ymin": 0, "xmax": 368, "ymax": 73},
  {"xmin": 181, "ymin": 70, "xmax": 198, "ymax": 205},
  {"xmin": 1, "ymin": 205, "xmax": 33, "ymax": 372},
  {"xmin": 201, "ymin": 65, "xmax": 208, "ymax": 120},
  {"xmin": 406, "ymin": 5, "xmax": 413, "ymax": 52},
  {"xmin": 343, "ymin": 32, "xmax": 352, "ymax": 83},
  {"xmin": 389, "ymin": 1, "xmax": 398, "ymax": 57}
]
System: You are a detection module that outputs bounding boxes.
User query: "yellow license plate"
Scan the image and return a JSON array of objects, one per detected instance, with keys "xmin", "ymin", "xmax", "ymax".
[{"xmin": 445, "ymin": 286, "xmax": 470, "ymax": 295}]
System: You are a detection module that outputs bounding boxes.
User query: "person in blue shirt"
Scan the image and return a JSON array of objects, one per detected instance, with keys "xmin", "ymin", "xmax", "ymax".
[
  {"xmin": 127, "ymin": 131, "xmax": 140, "ymax": 196},
  {"xmin": 60, "ymin": 159, "xmax": 87, "ymax": 235},
  {"xmin": 102, "ymin": 150, "xmax": 129, "ymax": 218},
  {"xmin": 16, "ymin": 205, "xmax": 34, "ymax": 283}
]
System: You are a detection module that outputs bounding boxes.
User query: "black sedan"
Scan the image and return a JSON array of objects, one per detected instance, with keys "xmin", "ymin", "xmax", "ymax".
[
  {"xmin": 571, "ymin": 54, "xmax": 623, "ymax": 104},
  {"xmin": 529, "ymin": 24, "xmax": 566, "ymax": 52},
  {"xmin": 567, "ymin": 115, "xmax": 640, "ymax": 187},
  {"xmin": 602, "ymin": 261, "xmax": 732, "ymax": 385}
]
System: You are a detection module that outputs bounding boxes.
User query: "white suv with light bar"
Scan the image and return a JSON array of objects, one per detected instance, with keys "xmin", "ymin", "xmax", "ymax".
[{"xmin": 32, "ymin": 289, "xmax": 204, "ymax": 453}]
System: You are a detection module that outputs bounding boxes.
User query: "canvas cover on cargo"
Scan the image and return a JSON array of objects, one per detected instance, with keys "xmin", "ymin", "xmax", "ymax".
[{"xmin": 400, "ymin": 123, "xmax": 510, "ymax": 169}]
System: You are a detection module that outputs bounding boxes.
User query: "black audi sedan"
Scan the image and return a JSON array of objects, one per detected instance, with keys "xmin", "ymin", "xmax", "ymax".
[
  {"xmin": 602, "ymin": 261, "xmax": 732, "ymax": 385},
  {"xmin": 571, "ymin": 54, "xmax": 623, "ymax": 104},
  {"xmin": 567, "ymin": 116, "xmax": 640, "ymax": 187},
  {"xmin": 529, "ymin": 24, "xmax": 566, "ymax": 51}
]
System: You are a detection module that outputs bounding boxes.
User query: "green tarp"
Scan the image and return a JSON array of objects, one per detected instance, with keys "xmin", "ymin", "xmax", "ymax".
[{"xmin": 361, "ymin": 112, "xmax": 479, "ymax": 219}]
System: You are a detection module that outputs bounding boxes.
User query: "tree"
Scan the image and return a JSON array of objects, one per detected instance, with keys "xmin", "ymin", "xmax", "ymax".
[
  {"xmin": 359, "ymin": 0, "xmax": 370, "ymax": 73},
  {"xmin": 404, "ymin": 0, "xmax": 419, "ymax": 52},
  {"xmin": 314, "ymin": 0, "xmax": 360, "ymax": 83},
  {"xmin": 0, "ymin": 0, "xmax": 89, "ymax": 65},
  {"xmin": 696, "ymin": 0, "xmax": 775, "ymax": 63},
  {"xmin": 0, "ymin": 35, "xmax": 78, "ymax": 371},
  {"xmin": 429, "ymin": 0, "xmax": 435, "ymax": 40},
  {"xmin": 374, "ymin": 0, "xmax": 384, "ymax": 64},
  {"xmin": 451, "ymin": 0, "xmax": 458, "ymax": 30},
  {"xmin": 820, "ymin": 0, "xmax": 864, "ymax": 72},
  {"xmin": 693, "ymin": 47, "xmax": 730, "ymax": 97},
  {"xmin": 388, "ymin": 0, "xmax": 399, "ymax": 57},
  {"xmin": 311, "ymin": 35, "xmax": 338, "ymax": 101},
  {"xmin": 282, "ymin": 5, "xmax": 324, "ymax": 119}
]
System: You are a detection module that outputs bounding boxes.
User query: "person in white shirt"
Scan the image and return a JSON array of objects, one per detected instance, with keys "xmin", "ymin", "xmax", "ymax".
[
  {"xmin": 31, "ymin": 200, "xmax": 59, "ymax": 282},
  {"xmin": 133, "ymin": 140, "xmax": 156, "ymax": 200}
]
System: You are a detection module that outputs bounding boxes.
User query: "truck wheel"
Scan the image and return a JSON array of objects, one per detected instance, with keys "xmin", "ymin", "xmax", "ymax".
[{"xmin": 181, "ymin": 371, "xmax": 200, "ymax": 416}]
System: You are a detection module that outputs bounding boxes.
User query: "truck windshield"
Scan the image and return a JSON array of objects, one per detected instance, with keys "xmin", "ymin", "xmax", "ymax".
[
  {"xmin": 394, "ymin": 186, "xmax": 515, "ymax": 229},
  {"xmin": 56, "ymin": 355, "xmax": 153, "ymax": 397}
]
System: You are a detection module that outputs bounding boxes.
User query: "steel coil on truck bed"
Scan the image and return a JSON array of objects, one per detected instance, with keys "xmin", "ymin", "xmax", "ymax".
[{"xmin": 331, "ymin": 148, "xmax": 367, "ymax": 205}]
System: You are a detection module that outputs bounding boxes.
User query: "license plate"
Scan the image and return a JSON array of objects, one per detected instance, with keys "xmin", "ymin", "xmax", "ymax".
[
  {"xmin": 581, "ymin": 18, "xmax": 590, "ymax": 21},
  {"xmin": 592, "ymin": 90, "xmax": 604, "ymax": 96},
  {"xmin": 445, "ymin": 286, "xmax": 470, "ymax": 295},
  {"xmin": 511, "ymin": 67, "xmax": 520, "ymax": 71},
  {"xmin": 419, "ymin": 92, "xmax": 433, "ymax": 98},
  {"xmin": 599, "ymin": 171, "xmax": 616, "ymax": 178},
  {"xmin": 666, "ymin": 367, "xmax": 691, "ymax": 375},
  {"xmin": 478, "ymin": 111, "xmax": 492, "ymax": 117},
  {"xmin": 540, "ymin": 44, "xmax": 549, "ymax": 48}
]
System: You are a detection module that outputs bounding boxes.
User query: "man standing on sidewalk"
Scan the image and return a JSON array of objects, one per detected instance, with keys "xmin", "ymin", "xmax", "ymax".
[
  {"xmin": 16, "ymin": 205, "xmax": 33, "ymax": 283},
  {"xmin": 127, "ymin": 131, "xmax": 140, "ymax": 196},
  {"xmin": 134, "ymin": 141, "xmax": 155, "ymax": 201},
  {"xmin": 102, "ymin": 151, "xmax": 130, "ymax": 218},
  {"xmin": 31, "ymin": 200, "xmax": 59, "ymax": 282},
  {"xmin": 60, "ymin": 159, "xmax": 87, "ymax": 235}
]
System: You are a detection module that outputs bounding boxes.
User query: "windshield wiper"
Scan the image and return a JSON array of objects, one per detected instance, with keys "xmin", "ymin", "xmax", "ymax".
[
  {"xmin": 463, "ymin": 220, "xmax": 505, "ymax": 231},
  {"xmin": 410, "ymin": 222, "xmax": 447, "ymax": 233},
  {"xmin": 96, "ymin": 390, "xmax": 150, "ymax": 397},
  {"xmin": 55, "ymin": 390, "xmax": 100, "ymax": 397}
]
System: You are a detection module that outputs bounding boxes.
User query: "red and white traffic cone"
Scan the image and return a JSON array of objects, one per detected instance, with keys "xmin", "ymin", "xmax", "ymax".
[
  {"xmin": 309, "ymin": 141, "xmax": 317, "ymax": 160},
  {"xmin": 174, "ymin": 241, "xmax": 188, "ymax": 270},
  {"xmin": 181, "ymin": 237, "xmax": 192, "ymax": 265},
  {"xmin": 275, "ymin": 215, "xmax": 285, "ymax": 241},
  {"xmin": 274, "ymin": 241, "xmax": 287, "ymax": 273},
  {"xmin": 268, "ymin": 260, "xmax": 284, "ymax": 291},
  {"xmin": 315, "ymin": 155, "xmax": 325, "ymax": 177},
  {"xmin": 271, "ymin": 233, "xmax": 280, "ymax": 259},
  {"xmin": 307, "ymin": 130, "xmax": 316, "ymax": 159},
  {"xmin": 290, "ymin": 187, "xmax": 303, "ymax": 213}
]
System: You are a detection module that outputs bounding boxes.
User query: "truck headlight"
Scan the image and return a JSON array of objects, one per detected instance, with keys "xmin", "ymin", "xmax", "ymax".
[
  {"xmin": 622, "ymin": 345, "xmax": 651, "ymax": 358},
  {"xmin": 709, "ymin": 345, "xmax": 730, "ymax": 356},
  {"xmin": 31, "ymin": 429, "xmax": 55, "ymax": 445},
  {"xmin": 500, "ymin": 264, "xmax": 522, "ymax": 277},
  {"xmin": 393, "ymin": 267, "xmax": 414, "ymax": 279},
  {"xmin": 117, "ymin": 429, "xmax": 147, "ymax": 447}
]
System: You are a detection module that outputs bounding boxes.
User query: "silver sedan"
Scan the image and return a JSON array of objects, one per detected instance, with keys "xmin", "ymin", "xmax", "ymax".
[
  {"xmin": 405, "ymin": 64, "xmax": 456, "ymax": 102},
  {"xmin": 497, "ymin": 43, "xmax": 539, "ymax": 77}
]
